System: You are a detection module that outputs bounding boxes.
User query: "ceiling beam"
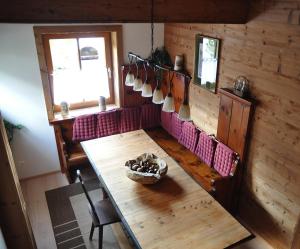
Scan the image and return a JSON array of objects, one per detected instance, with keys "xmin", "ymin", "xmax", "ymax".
[{"xmin": 0, "ymin": 0, "xmax": 249, "ymax": 24}]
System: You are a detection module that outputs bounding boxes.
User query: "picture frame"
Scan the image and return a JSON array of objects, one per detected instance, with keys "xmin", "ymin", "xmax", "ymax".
[{"xmin": 194, "ymin": 35, "xmax": 220, "ymax": 94}]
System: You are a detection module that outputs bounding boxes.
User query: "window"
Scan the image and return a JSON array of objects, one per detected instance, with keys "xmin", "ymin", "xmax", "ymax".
[
  {"xmin": 34, "ymin": 25, "xmax": 123, "ymax": 120},
  {"xmin": 44, "ymin": 32, "xmax": 114, "ymax": 112}
]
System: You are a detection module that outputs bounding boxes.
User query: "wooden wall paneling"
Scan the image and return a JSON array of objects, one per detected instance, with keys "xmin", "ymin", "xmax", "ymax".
[
  {"xmin": 121, "ymin": 64, "xmax": 186, "ymax": 112},
  {"xmin": 234, "ymin": 105, "xmax": 252, "ymax": 162},
  {"xmin": 0, "ymin": 115, "xmax": 36, "ymax": 249},
  {"xmin": 164, "ymin": 0, "xmax": 300, "ymax": 248},
  {"xmin": 121, "ymin": 65, "xmax": 155, "ymax": 107},
  {"xmin": 227, "ymin": 100, "xmax": 244, "ymax": 153},
  {"xmin": 0, "ymin": 0, "xmax": 249, "ymax": 24},
  {"xmin": 161, "ymin": 72, "xmax": 185, "ymax": 113},
  {"xmin": 217, "ymin": 94, "xmax": 233, "ymax": 144}
]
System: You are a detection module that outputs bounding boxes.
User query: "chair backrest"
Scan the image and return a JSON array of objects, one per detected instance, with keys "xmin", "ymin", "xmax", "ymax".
[
  {"xmin": 170, "ymin": 112, "xmax": 184, "ymax": 140},
  {"xmin": 76, "ymin": 170, "xmax": 97, "ymax": 217},
  {"xmin": 178, "ymin": 121, "xmax": 199, "ymax": 153},
  {"xmin": 120, "ymin": 107, "xmax": 141, "ymax": 133},
  {"xmin": 194, "ymin": 131, "xmax": 216, "ymax": 167},
  {"xmin": 161, "ymin": 111, "xmax": 172, "ymax": 134},
  {"xmin": 140, "ymin": 104, "xmax": 161, "ymax": 129},
  {"xmin": 96, "ymin": 109, "xmax": 120, "ymax": 138},
  {"xmin": 72, "ymin": 114, "xmax": 96, "ymax": 142},
  {"xmin": 213, "ymin": 143, "xmax": 237, "ymax": 177}
]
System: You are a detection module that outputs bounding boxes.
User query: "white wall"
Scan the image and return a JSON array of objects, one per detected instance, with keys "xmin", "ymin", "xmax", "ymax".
[
  {"xmin": 0, "ymin": 227, "xmax": 7, "ymax": 249},
  {"xmin": 0, "ymin": 23, "xmax": 164, "ymax": 179},
  {"xmin": 122, "ymin": 23, "xmax": 164, "ymax": 62}
]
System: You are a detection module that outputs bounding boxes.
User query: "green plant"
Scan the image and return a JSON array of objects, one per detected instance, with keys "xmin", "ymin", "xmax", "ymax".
[
  {"xmin": 3, "ymin": 119, "xmax": 23, "ymax": 142},
  {"xmin": 148, "ymin": 46, "xmax": 173, "ymax": 67},
  {"xmin": 148, "ymin": 47, "xmax": 173, "ymax": 81}
]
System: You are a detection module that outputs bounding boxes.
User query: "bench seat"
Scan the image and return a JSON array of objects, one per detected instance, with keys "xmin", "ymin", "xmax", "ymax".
[
  {"xmin": 145, "ymin": 127, "xmax": 223, "ymax": 192},
  {"xmin": 67, "ymin": 146, "xmax": 88, "ymax": 167}
]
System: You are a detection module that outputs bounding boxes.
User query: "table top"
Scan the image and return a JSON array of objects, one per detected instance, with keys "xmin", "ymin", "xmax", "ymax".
[{"xmin": 81, "ymin": 130, "xmax": 251, "ymax": 249}]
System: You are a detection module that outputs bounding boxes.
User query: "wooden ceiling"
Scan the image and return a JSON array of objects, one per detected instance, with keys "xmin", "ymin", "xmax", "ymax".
[{"xmin": 0, "ymin": 0, "xmax": 249, "ymax": 23}]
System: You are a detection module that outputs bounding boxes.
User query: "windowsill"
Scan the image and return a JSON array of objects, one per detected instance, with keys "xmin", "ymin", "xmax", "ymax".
[{"xmin": 50, "ymin": 104, "xmax": 118, "ymax": 124}]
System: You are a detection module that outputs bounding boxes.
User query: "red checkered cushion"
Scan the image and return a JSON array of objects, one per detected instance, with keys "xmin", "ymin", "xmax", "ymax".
[
  {"xmin": 170, "ymin": 112, "xmax": 184, "ymax": 140},
  {"xmin": 213, "ymin": 143, "xmax": 235, "ymax": 177},
  {"xmin": 120, "ymin": 107, "xmax": 141, "ymax": 133},
  {"xmin": 178, "ymin": 122, "xmax": 199, "ymax": 153},
  {"xmin": 141, "ymin": 104, "xmax": 161, "ymax": 129},
  {"xmin": 194, "ymin": 132, "xmax": 216, "ymax": 167},
  {"xmin": 161, "ymin": 111, "xmax": 172, "ymax": 134},
  {"xmin": 96, "ymin": 109, "xmax": 120, "ymax": 138},
  {"xmin": 72, "ymin": 114, "xmax": 96, "ymax": 142}
]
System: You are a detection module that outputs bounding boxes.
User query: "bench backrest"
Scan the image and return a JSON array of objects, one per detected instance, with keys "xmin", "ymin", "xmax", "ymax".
[
  {"xmin": 72, "ymin": 114, "xmax": 96, "ymax": 142},
  {"xmin": 170, "ymin": 113, "xmax": 184, "ymax": 140},
  {"xmin": 140, "ymin": 104, "xmax": 161, "ymax": 129},
  {"xmin": 96, "ymin": 109, "xmax": 120, "ymax": 138},
  {"xmin": 161, "ymin": 111, "xmax": 172, "ymax": 134},
  {"xmin": 213, "ymin": 143, "xmax": 236, "ymax": 177},
  {"xmin": 194, "ymin": 131, "xmax": 216, "ymax": 167},
  {"xmin": 72, "ymin": 106, "xmax": 239, "ymax": 178},
  {"xmin": 178, "ymin": 121, "xmax": 199, "ymax": 153},
  {"xmin": 120, "ymin": 106, "xmax": 141, "ymax": 133}
]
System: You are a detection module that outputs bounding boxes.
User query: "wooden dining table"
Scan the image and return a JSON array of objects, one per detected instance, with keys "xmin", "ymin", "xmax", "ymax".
[{"xmin": 81, "ymin": 129, "xmax": 251, "ymax": 249}]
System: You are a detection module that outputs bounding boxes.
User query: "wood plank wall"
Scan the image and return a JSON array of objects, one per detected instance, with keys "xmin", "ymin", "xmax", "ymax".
[
  {"xmin": 164, "ymin": 1, "xmax": 300, "ymax": 248},
  {"xmin": 0, "ymin": 0, "xmax": 249, "ymax": 23}
]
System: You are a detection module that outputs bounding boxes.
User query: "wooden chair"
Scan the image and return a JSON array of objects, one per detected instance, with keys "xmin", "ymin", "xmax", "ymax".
[{"xmin": 77, "ymin": 170, "xmax": 120, "ymax": 249}]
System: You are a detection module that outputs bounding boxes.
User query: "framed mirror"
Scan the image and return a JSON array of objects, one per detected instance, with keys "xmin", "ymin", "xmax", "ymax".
[{"xmin": 194, "ymin": 35, "xmax": 220, "ymax": 93}]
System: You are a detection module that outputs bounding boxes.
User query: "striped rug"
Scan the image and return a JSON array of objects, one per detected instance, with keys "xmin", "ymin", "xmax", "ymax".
[{"xmin": 45, "ymin": 178, "xmax": 123, "ymax": 249}]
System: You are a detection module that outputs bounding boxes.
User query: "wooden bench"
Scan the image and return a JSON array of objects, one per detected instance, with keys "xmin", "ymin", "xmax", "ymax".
[
  {"xmin": 51, "ymin": 105, "xmax": 240, "ymax": 212},
  {"xmin": 145, "ymin": 127, "xmax": 238, "ymax": 210},
  {"xmin": 53, "ymin": 119, "xmax": 90, "ymax": 183},
  {"xmin": 52, "ymin": 104, "xmax": 161, "ymax": 183}
]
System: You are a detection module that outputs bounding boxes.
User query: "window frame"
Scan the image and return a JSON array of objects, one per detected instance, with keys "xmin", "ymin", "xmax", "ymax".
[
  {"xmin": 43, "ymin": 32, "xmax": 115, "ymax": 112},
  {"xmin": 34, "ymin": 25, "xmax": 123, "ymax": 121}
]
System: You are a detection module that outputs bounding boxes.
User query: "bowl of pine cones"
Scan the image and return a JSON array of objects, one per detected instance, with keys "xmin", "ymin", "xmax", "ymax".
[{"xmin": 125, "ymin": 153, "xmax": 168, "ymax": 184}]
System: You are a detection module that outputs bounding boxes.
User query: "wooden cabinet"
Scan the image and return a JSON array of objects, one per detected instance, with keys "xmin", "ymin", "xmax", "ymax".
[
  {"xmin": 216, "ymin": 88, "xmax": 254, "ymax": 212},
  {"xmin": 217, "ymin": 88, "xmax": 254, "ymax": 162}
]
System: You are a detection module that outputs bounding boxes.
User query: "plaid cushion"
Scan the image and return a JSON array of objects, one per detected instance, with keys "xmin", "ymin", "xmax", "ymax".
[
  {"xmin": 141, "ymin": 104, "xmax": 161, "ymax": 129},
  {"xmin": 96, "ymin": 109, "xmax": 120, "ymax": 138},
  {"xmin": 161, "ymin": 111, "xmax": 172, "ymax": 134},
  {"xmin": 72, "ymin": 114, "xmax": 96, "ymax": 142},
  {"xmin": 213, "ymin": 143, "xmax": 235, "ymax": 177},
  {"xmin": 195, "ymin": 132, "xmax": 216, "ymax": 167},
  {"xmin": 120, "ymin": 107, "xmax": 141, "ymax": 133},
  {"xmin": 170, "ymin": 112, "xmax": 184, "ymax": 140},
  {"xmin": 178, "ymin": 122, "xmax": 199, "ymax": 153}
]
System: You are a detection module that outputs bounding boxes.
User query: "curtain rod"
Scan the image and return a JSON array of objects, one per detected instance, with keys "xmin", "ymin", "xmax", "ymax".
[{"xmin": 128, "ymin": 52, "xmax": 192, "ymax": 80}]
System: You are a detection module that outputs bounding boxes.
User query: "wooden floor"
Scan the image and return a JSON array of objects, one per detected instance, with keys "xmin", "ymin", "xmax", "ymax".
[{"xmin": 20, "ymin": 171, "xmax": 273, "ymax": 249}]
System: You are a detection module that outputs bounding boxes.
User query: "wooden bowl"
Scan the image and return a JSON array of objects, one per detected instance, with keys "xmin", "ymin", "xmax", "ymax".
[{"xmin": 125, "ymin": 153, "xmax": 168, "ymax": 184}]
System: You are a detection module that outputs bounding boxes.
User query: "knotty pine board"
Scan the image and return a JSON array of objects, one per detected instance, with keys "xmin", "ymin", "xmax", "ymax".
[
  {"xmin": 0, "ymin": 0, "xmax": 249, "ymax": 23},
  {"xmin": 164, "ymin": 0, "xmax": 300, "ymax": 248}
]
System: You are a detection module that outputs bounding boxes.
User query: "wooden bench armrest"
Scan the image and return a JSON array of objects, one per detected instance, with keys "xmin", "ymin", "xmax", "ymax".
[
  {"xmin": 210, "ymin": 175, "xmax": 234, "ymax": 192},
  {"xmin": 57, "ymin": 130, "xmax": 69, "ymax": 159},
  {"xmin": 230, "ymin": 153, "xmax": 240, "ymax": 176},
  {"xmin": 54, "ymin": 125, "xmax": 69, "ymax": 173}
]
